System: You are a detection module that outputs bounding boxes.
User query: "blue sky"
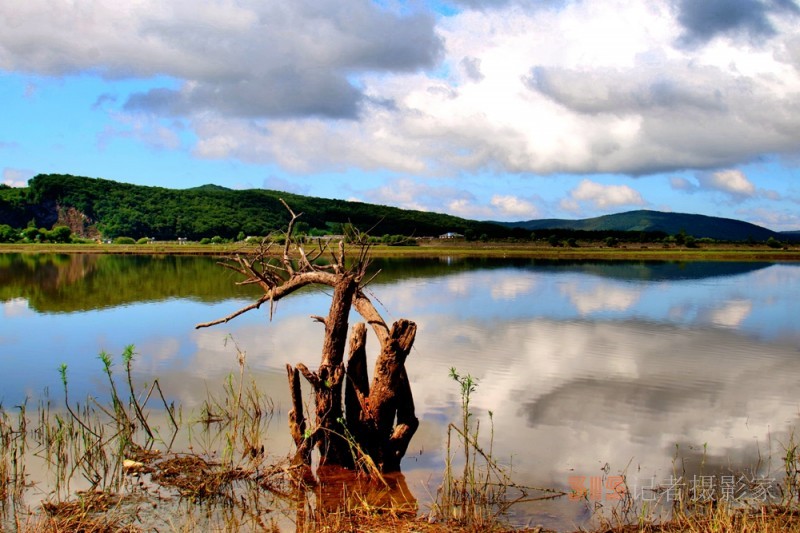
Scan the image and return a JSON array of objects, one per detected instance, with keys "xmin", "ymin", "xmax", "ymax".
[{"xmin": 1, "ymin": 0, "xmax": 799, "ymax": 229}]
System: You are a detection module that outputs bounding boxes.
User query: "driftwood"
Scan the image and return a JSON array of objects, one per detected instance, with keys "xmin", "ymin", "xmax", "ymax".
[{"xmin": 197, "ymin": 201, "xmax": 417, "ymax": 473}]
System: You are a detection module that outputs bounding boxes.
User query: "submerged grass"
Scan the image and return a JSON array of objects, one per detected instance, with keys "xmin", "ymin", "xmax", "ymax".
[
  {"xmin": 3, "ymin": 347, "xmax": 800, "ymax": 532},
  {"xmin": 430, "ymin": 368, "xmax": 566, "ymax": 531}
]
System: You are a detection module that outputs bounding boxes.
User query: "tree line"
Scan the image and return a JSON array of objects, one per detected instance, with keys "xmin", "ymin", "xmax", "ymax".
[{"xmin": 1, "ymin": 174, "xmax": 790, "ymax": 246}]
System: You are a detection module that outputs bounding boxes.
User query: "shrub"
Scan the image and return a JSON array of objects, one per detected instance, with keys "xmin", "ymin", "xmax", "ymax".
[
  {"xmin": 136, "ymin": 237, "xmax": 150, "ymax": 245},
  {"xmin": 47, "ymin": 226, "xmax": 73, "ymax": 243},
  {"xmin": 766, "ymin": 237, "xmax": 782, "ymax": 249},
  {"xmin": 113, "ymin": 236, "xmax": 136, "ymax": 245},
  {"xmin": 0, "ymin": 224, "xmax": 19, "ymax": 243}
]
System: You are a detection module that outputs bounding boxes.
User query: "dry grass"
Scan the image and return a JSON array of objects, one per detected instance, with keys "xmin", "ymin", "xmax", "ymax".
[
  {"xmin": 593, "ymin": 505, "xmax": 800, "ymax": 532},
  {"xmin": 2, "ymin": 240, "xmax": 800, "ymax": 262},
  {"xmin": 5, "ymin": 346, "xmax": 800, "ymax": 533}
]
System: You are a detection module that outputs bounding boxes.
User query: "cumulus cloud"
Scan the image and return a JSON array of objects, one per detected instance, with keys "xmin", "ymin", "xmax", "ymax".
[
  {"xmin": 2, "ymin": 0, "xmax": 800, "ymax": 183},
  {"xmin": 561, "ymin": 179, "xmax": 646, "ymax": 212},
  {"xmin": 669, "ymin": 176, "xmax": 696, "ymax": 192},
  {"xmin": 178, "ymin": 0, "xmax": 800, "ymax": 179},
  {"xmin": 0, "ymin": 0, "xmax": 442, "ymax": 120},
  {"xmin": 674, "ymin": 0, "xmax": 800, "ymax": 46},
  {"xmin": 361, "ymin": 177, "xmax": 470, "ymax": 213},
  {"xmin": 97, "ymin": 113, "xmax": 182, "ymax": 151},
  {"xmin": 2, "ymin": 168, "xmax": 32, "ymax": 187},
  {"xmin": 672, "ymin": 169, "xmax": 781, "ymax": 203},
  {"xmin": 353, "ymin": 178, "xmax": 540, "ymax": 220},
  {"xmin": 490, "ymin": 195, "xmax": 539, "ymax": 218},
  {"xmin": 738, "ymin": 207, "xmax": 800, "ymax": 231},
  {"xmin": 697, "ymin": 169, "xmax": 756, "ymax": 198}
]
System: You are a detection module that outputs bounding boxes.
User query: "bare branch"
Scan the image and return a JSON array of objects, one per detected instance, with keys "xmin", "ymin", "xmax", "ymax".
[
  {"xmin": 279, "ymin": 198, "xmax": 303, "ymax": 276},
  {"xmin": 297, "ymin": 363, "xmax": 321, "ymax": 388},
  {"xmin": 353, "ymin": 290, "xmax": 390, "ymax": 346},
  {"xmin": 195, "ymin": 270, "xmax": 338, "ymax": 329},
  {"xmin": 195, "ymin": 295, "xmax": 270, "ymax": 329}
]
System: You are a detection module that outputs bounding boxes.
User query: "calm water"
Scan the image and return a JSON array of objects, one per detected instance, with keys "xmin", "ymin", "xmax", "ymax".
[{"xmin": 2, "ymin": 253, "xmax": 799, "ymax": 529}]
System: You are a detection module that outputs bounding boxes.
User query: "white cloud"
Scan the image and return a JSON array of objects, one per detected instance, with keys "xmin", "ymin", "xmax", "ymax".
[
  {"xmin": 362, "ymin": 177, "xmax": 471, "ymax": 213},
  {"xmin": 669, "ymin": 176, "xmax": 696, "ymax": 192},
  {"xmin": 0, "ymin": 0, "xmax": 442, "ymax": 120},
  {"xmin": 2, "ymin": 0, "xmax": 800, "ymax": 185},
  {"xmin": 738, "ymin": 207, "xmax": 800, "ymax": 232},
  {"xmin": 98, "ymin": 112, "xmax": 181, "ymax": 152},
  {"xmin": 2, "ymin": 168, "xmax": 32, "ymax": 187},
  {"xmin": 697, "ymin": 169, "xmax": 756, "ymax": 198},
  {"xmin": 490, "ymin": 195, "xmax": 538, "ymax": 218},
  {"xmin": 561, "ymin": 179, "xmax": 646, "ymax": 212},
  {"xmin": 175, "ymin": 0, "xmax": 799, "ymax": 180}
]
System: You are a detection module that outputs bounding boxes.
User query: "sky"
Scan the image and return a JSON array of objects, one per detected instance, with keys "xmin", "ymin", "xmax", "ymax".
[{"xmin": 1, "ymin": 0, "xmax": 799, "ymax": 230}]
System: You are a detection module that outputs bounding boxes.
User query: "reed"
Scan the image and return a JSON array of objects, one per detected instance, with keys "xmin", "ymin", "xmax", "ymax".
[{"xmin": 432, "ymin": 368, "xmax": 564, "ymax": 530}]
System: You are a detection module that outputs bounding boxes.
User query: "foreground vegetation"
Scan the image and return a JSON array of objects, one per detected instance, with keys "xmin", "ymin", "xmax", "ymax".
[{"xmin": 3, "ymin": 345, "xmax": 800, "ymax": 532}]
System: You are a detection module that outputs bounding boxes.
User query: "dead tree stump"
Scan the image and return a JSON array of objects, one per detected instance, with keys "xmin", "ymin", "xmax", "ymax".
[{"xmin": 197, "ymin": 201, "xmax": 419, "ymax": 474}]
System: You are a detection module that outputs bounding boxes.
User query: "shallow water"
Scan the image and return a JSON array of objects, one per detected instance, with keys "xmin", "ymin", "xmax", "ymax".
[{"xmin": 1, "ymin": 254, "xmax": 799, "ymax": 529}]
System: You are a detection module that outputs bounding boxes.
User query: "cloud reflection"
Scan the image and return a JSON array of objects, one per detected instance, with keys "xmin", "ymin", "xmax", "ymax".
[
  {"xmin": 561, "ymin": 282, "xmax": 641, "ymax": 314},
  {"xmin": 2, "ymin": 297, "xmax": 31, "ymax": 317},
  {"xmin": 706, "ymin": 299, "xmax": 753, "ymax": 328}
]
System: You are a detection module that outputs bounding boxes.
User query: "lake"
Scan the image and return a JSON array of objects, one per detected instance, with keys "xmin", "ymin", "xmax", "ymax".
[{"xmin": 2, "ymin": 253, "xmax": 799, "ymax": 530}]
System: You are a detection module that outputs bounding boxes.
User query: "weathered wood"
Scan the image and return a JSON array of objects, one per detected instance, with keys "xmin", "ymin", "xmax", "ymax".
[
  {"xmin": 286, "ymin": 364, "xmax": 311, "ymax": 466},
  {"xmin": 311, "ymin": 273, "xmax": 358, "ymax": 467},
  {"xmin": 197, "ymin": 201, "xmax": 420, "ymax": 475},
  {"xmin": 345, "ymin": 323, "xmax": 370, "ymax": 444},
  {"xmin": 362, "ymin": 319, "xmax": 418, "ymax": 471},
  {"xmin": 384, "ymin": 367, "xmax": 419, "ymax": 472}
]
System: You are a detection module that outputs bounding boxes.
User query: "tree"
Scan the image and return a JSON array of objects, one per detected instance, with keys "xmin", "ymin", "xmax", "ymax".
[
  {"xmin": 48, "ymin": 226, "xmax": 72, "ymax": 243},
  {"xmin": 0, "ymin": 224, "xmax": 17, "ymax": 243},
  {"xmin": 22, "ymin": 226, "xmax": 40, "ymax": 242},
  {"xmin": 197, "ymin": 201, "xmax": 418, "ymax": 474}
]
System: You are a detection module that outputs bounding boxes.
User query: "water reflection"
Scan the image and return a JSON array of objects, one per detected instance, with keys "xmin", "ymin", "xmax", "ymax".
[{"xmin": 1, "ymin": 254, "xmax": 799, "ymax": 529}]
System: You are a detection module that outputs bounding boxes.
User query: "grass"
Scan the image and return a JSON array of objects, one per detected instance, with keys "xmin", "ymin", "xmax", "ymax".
[
  {"xmin": 4, "ymin": 349, "xmax": 800, "ymax": 532},
  {"xmin": 2, "ymin": 240, "xmax": 800, "ymax": 261}
]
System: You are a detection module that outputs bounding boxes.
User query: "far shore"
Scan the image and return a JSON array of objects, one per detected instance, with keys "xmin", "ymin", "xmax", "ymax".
[{"xmin": 2, "ymin": 240, "xmax": 800, "ymax": 261}]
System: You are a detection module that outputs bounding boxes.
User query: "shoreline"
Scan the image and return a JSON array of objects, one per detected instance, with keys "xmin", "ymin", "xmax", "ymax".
[{"xmin": 2, "ymin": 241, "xmax": 800, "ymax": 262}]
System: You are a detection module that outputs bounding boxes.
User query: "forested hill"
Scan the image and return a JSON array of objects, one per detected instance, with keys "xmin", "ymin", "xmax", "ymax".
[
  {"xmin": 0, "ymin": 174, "xmax": 512, "ymax": 240},
  {"xmin": 0, "ymin": 174, "xmax": 791, "ymax": 243},
  {"xmin": 501, "ymin": 210, "xmax": 780, "ymax": 242}
]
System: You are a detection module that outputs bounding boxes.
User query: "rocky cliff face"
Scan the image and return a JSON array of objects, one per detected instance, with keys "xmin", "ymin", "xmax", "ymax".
[{"xmin": 56, "ymin": 205, "xmax": 99, "ymax": 238}]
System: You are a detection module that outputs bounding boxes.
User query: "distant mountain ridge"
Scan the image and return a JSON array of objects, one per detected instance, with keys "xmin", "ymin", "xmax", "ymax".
[
  {"xmin": 0, "ymin": 174, "xmax": 794, "ymax": 242},
  {"xmin": 499, "ymin": 209, "xmax": 782, "ymax": 242}
]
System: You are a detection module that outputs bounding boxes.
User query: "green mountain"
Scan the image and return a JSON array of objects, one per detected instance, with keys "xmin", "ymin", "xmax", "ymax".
[
  {"xmin": 0, "ymin": 175, "xmax": 791, "ymax": 243},
  {"xmin": 0, "ymin": 174, "xmax": 513, "ymax": 240},
  {"xmin": 500, "ymin": 210, "xmax": 780, "ymax": 242}
]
